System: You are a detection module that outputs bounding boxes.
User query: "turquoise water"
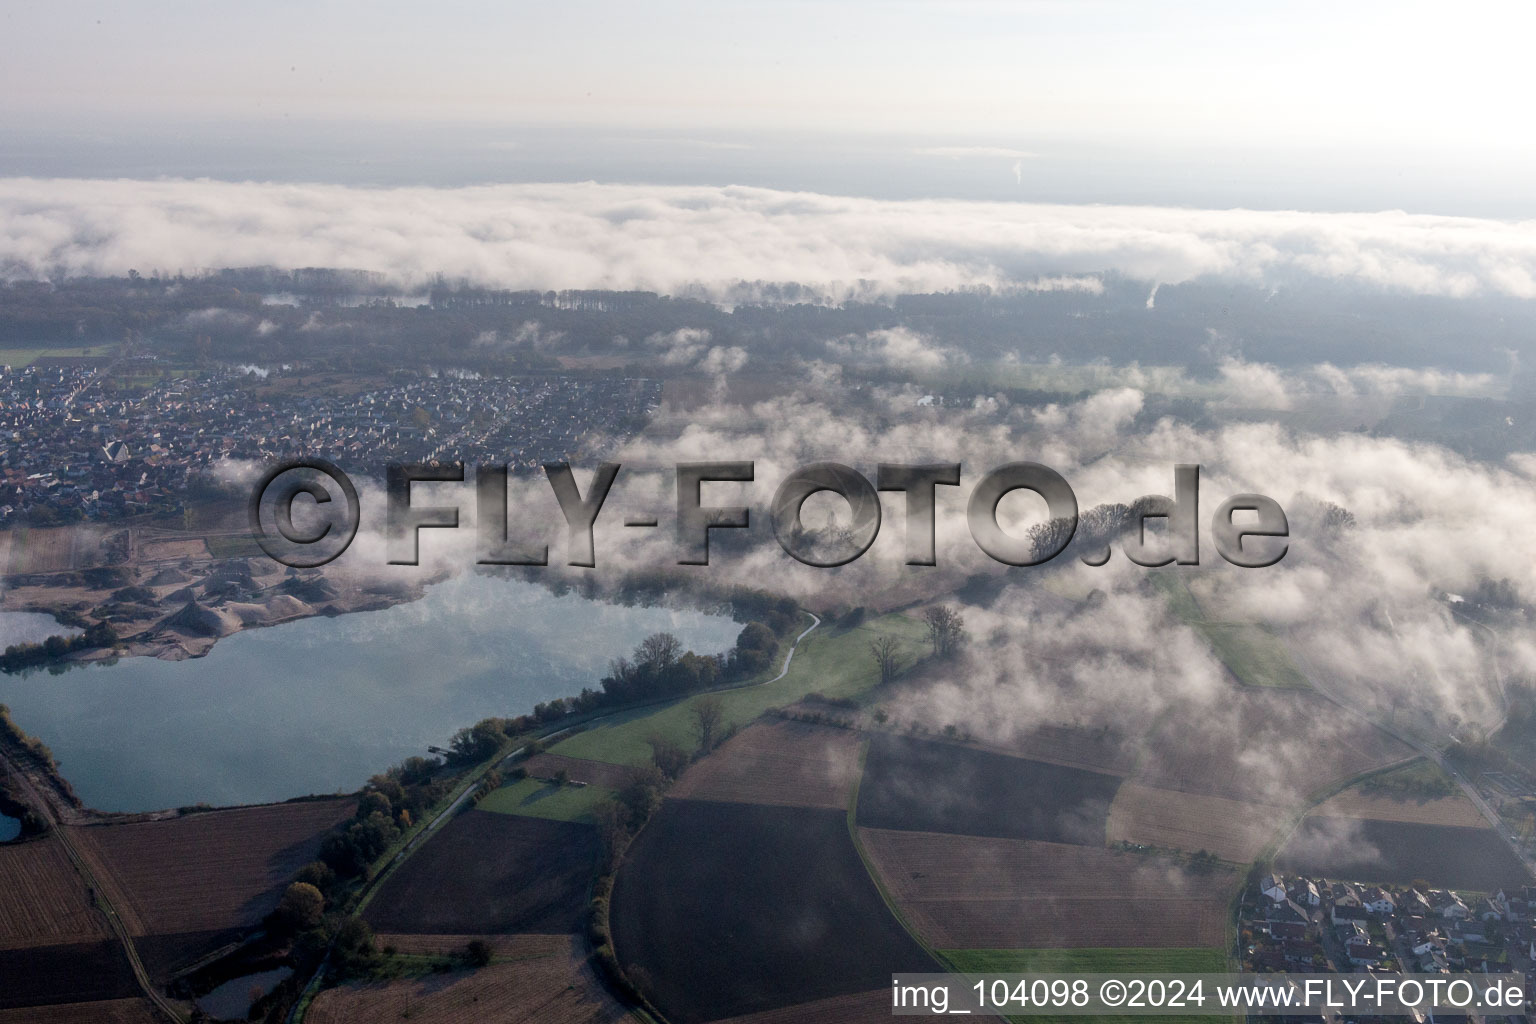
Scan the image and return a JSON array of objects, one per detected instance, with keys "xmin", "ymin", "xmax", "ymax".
[{"xmin": 0, "ymin": 575, "xmax": 736, "ymax": 812}]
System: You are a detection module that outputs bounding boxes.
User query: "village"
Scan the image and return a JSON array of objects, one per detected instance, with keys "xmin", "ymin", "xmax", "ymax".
[
  {"xmin": 0, "ymin": 360, "xmax": 662, "ymax": 526},
  {"xmin": 1244, "ymin": 870, "xmax": 1536, "ymax": 1005}
]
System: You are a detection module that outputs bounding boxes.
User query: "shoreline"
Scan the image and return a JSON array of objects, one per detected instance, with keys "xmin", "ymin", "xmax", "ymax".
[{"xmin": 2, "ymin": 557, "xmax": 436, "ymax": 666}]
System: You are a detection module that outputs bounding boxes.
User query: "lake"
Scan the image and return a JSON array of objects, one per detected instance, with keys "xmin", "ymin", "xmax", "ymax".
[
  {"xmin": 0, "ymin": 814, "xmax": 18, "ymax": 841},
  {"xmin": 0, "ymin": 611, "xmax": 80, "ymax": 648},
  {"xmin": 0, "ymin": 574, "xmax": 738, "ymax": 812},
  {"xmin": 196, "ymin": 966, "xmax": 293, "ymax": 1020}
]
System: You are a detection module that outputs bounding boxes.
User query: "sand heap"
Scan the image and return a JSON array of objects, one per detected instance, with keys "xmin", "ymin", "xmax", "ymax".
[{"xmin": 160, "ymin": 598, "xmax": 241, "ymax": 638}]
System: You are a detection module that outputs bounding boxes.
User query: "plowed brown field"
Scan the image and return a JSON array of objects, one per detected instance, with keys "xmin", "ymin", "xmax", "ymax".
[
  {"xmin": 1106, "ymin": 783, "xmax": 1284, "ymax": 862},
  {"xmin": 1311, "ymin": 788, "xmax": 1487, "ymax": 828},
  {"xmin": 669, "ymin": 720, "xmax": 861, "ymax": 810},
  {"xmin": 859, "ymin": 828, "xmax": 1237, "ymax": 949},
  {"xmin": 980, "ymin": 724, "xmax": 1140, "ymax": 776},
  {"xmin": 306, "ymin": 936, "xmax": 628, "ymax": 1024},
  {"xmin": 1137, "ymin": 690, "xmax": 1410, "ymax": 803},
  {"xmin": 0, "ymin": 998, "xmax": 161, "ymax": 1023},
  {"xmin": 70, "ymin": 798, "xmax": 353, "ymax": 939},
  {"xmin": 0, "ymin": 836, "xmax": 109, "ymax": 951}
]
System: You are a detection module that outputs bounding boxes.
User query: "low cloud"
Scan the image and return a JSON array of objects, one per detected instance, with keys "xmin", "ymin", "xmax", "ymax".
[
  {"xmin": 825, "ymin": 327, "xmax": 963, "ymax": 372},
  {"xmin": 4, "ymin": 178, "xmax": 1536, "ymax": 301}
]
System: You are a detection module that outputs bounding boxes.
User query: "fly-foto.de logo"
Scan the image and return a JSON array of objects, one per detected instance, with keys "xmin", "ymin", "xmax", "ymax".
[{"xmin": 249, "ymin": 460, "xmax": 1287, "ymax": 571}]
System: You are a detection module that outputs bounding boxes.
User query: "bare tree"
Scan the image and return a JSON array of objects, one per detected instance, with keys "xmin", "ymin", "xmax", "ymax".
[
  {"xmin": 870, "ymin": 635, "xmax": 902, "ymax": 685},
  {"xmin": 1027, "ymin": 515, "xmax": 1077, "ymax": 564},
  {"xmin": 691, "ymin": 695, "xmax": 724, "ymax": 754},
  {"xmin": 922, "ymin": 605, "xmax": 967, "ymax": 658},
  {"xmin": 647, "ymin": 733, "xmax": 690, "ymax": 779},
  {"xmin": 636, "ymin": 632, "xmax": 682, "ymax": 671}
]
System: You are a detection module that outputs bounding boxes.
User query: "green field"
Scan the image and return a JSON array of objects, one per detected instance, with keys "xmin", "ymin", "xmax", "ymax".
[
  {"xmin": 1150, "ymin": 574, "xmax": 1205, "ymax": 622},
  {"xmin": 944, "ymin": 949, "xmax": 1233, "ymax": 1024},
  {"xmin": 1196, "ymin": 622, "xmax": 1310, "ymax": 689},
  {"xmin": 475, "ymin": 776, "xmax": 617, "ymax": 823},
  {"xmin": 0, "ymin": 344, "xmax": 113, "ymax": 367},
  {"xmin": 1152, "ymin": 576, "xmax": 1309, "ymax": 690},
  {"xmin": 548, "ymin": 612, "xmax": 928, "ymax": 767}
]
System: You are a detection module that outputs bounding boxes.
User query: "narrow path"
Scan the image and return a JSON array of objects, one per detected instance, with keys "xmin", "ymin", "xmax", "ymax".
[{"xmin": 765, "ymin": 612, "xmax": 821, "ymax": 684}]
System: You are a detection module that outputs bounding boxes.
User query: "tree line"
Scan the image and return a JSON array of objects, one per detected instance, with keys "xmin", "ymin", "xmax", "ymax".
[{"xmin": 0, "ymin": 621, "xmax": 118, "ymax": 672}]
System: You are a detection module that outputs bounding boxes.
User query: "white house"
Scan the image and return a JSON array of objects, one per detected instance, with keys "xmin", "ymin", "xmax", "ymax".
[
  {"xmin": 1362, "ymin": 887, "xmax": 1396, "ymax": 915},
  {"xmin": 1437, "ymin": 896, "xmax": 1470, "ymax": 920}
]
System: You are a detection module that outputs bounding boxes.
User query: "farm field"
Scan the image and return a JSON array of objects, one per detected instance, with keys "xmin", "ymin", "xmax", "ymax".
[
  {"xmin": 1106, "ymin": 783, "xmax": 1284, "ymax": 863},
  {"xmin": 1136, "ymin": 688, "xmax": 1412, "ymax": 803},
  {"xmin": 706, "ymin": 989, "xmax": 893, "ymax": 1024},
  {"xmin": 137, "ymin": 537, "xmax": 212, "ymax": 562},
  {"xmin": 856, "ymin": 733, "xmax": 1123, "ymax": 845},
  {"xmin": 203, "ymin": 535, "xmax": 263, "ymax": 559},
  {"xmin": 612, "ymin": 799, "xmax": 936, "ymax": 1024},
  {"xmin": 549, "ymin": 613, "xmax": 926, "ymax": 768},
  {"xmin": 859, "ymin": 829, "xmax": 1238, "ymax": 949},
  {"xmin": 307, "ymin": 935, "xmax": 629, "ymax": 1024},
  {"xmin": 365, "ymin": 810, "xmax": 598, "ymax": 935},
  {"xmin": 1157, "ymin": 575, "xmax": 1309, "ymax": 689},
  {"xmin": 669, "ymin": 718, "xmax": 862, "ymax": 810},
  {"xmin": 944, "ymin": 948, "xmax": 1228, "ymax": 973},
  {"xmin": 476, "ymin": 776, "xmax": 616, "ymax": 823},
  {"xmin": 0, "ymin": 941, "xmax": 139, "ymax": 1010},
  {"xmin": 69, "ymin": 798, "xmax": 353, "ymax": 942},
  {"xmin": 1195, "ymin": 622, "xmax": 1310, "ymax": 690},
  {"xmin": 1309, "ymin": 761, "xmax": 1486, "ymax": 827},
  {"xmin": 0, "ymin": 344, "xmax": 112, "ymax": 368},
  {"xmin": 1312, "ymin": 787, "xmax": 1487, "ymax": 827},
  {"xmin": 3, "ymin": 525, "xmax": 91, "ymax": 574},
  {"xmin": 0, "ymin": 998, "xmax": 162, "ymax": 1024},
  {"xmin": 1276, "ymin": 817, "xmax": 1531, "ymax": 890},
  {"xmin": 979, "ymin": 723, "xmax": 1140, "ymax": 776},
  {"xmin": 0, "ymin": 835, "xmax": 110, "ymax": 951}
]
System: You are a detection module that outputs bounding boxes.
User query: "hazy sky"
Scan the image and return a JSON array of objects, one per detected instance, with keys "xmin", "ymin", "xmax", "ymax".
[{"xmin": 3, "ymin": 1, "xmax": 1533, "ymax": 212}]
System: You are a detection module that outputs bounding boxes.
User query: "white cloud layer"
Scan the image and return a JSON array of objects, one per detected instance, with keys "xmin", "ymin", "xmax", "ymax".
[{"xmin": 4, "ymin": 178, "xmax": 1536, "ymax": 301}]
